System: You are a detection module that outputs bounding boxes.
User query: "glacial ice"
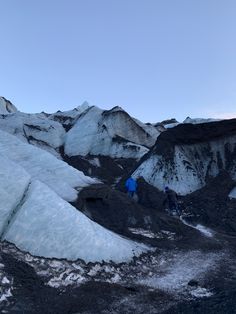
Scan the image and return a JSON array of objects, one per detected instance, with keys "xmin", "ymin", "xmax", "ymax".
[
  {"xmin": 134, "ymin": 136, "xmax": 236, "ymax": 195},
  {"xmin": 64, "ymin": 106, "xmax": 155, "ymax": 159},
  {"xmin": 0, "ymin": 129, "xmax": 98, "ymax": 201},
  {"xmin": 0, "ymin": 128, "xmax": 144, "ymax": 263},
  {"xmin": 0, "ymin": 97, "xmax": 17, "ymax": 114},
  {"xmin": 0, "ymin": 111, "xmax": 65, "ymax": 158},
  {"xmin": 229, "ymin": 187, "xmax": 236, "ymax": 199},
  {"xmin": 4, "ymin": 180, "xmax": 148, "ymax": 262},
  {"xmin": 0, "ymin": 155, "xmax": 30, "ymax": 236}
]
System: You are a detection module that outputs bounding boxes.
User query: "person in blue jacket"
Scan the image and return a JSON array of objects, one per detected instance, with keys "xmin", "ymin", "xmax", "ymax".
[{"xmin": 125, "ymin": 176, "xmax": 137, "ymax": 198}]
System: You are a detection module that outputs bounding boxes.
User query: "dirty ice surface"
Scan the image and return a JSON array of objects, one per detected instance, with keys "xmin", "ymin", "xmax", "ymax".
[
  {"xmin": 138, "ymin": 250, "xmax": 222, "ymax": 294},
  {"xmin": 1, "ymin": 243, "xmax": 225, "ymax": 301}
]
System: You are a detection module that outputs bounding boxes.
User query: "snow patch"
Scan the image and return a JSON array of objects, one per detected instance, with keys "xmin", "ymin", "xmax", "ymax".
[
  {"xmin": 229, "ymin": 187, "xmax": 236, "ymax": 199},
  {"xmin": 180, "ymin": 217, "xmax": 214, "ymax": 237},
  {"xmin": 2, "ymin": 277, "xmax": 10, "ymax": 284},
  {"xmin": 195, "ymin": 224, "xmax": 214, "ymax": 237},
  {"xmin": 183, "ymin": 117, "xmax": 221, "ymax": 124},
  {"xmin": 164, "ymin": 122, "xmax": 180, "ymax": 128},
  {"xmin": 88, "ymin": 157, "xmax": 101, "ymax": 167},
  {"xmin": 138, "ymin": 251, "xmax": 222, "ymax": 293},
  {"xmin": 190, "ymin": 287, "xmax": 214, "ymax": 298},
  {"xmin": 129, "ymin": 228, "xmax": 176, "ymax": 240},
  {"xmin": 0, "ymin": 265, "xmax": 13, "ymax": 305},
  {"xmin": 0, "ymin": 288, "xmax": 12, "ymax": 303},
  {"xmin": 48, "ymin": 270, "xmax": 86, "ymax": 288}
]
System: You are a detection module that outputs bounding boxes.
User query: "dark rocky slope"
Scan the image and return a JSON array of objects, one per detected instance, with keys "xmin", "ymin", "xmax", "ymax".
[
  {"xmin": 182, "ymin": 171, "xmax": 236, "ymax": 234},
  {"xmin": 74, "ymin": 183, "xmax": 222, "ymax": 251}
]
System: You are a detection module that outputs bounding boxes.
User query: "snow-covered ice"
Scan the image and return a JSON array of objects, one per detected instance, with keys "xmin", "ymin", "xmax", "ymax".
[
  {"xmin": 133, "ymin": 152, "xmax": 202, "ymax": 195},
  {"xmin": 49, "ymin": 101, "xmax": 90, "ymax": 122},
  {"xmin": 128, "ymin": 228, "xmax": 176, "ymax": 240},
  {"xmin": 0, "ymin": 155, "xmax": 30, "ymax": 237},
  {"xmin": 0, "ymin": 288, "xmax": 12, "ymax": 303},
  {"xmin": 0, "ymin": 128, "xmax": 148, "ymax": 263},
  {"xmin": 138, "ymin": 251, "xmax": 222, "ymax": 293},
  {"xmin": 195, "ymin": 224, "xmax": 214, "ymax": 237},
  {"xmin": 88, "ymin": 157, "xmax": 101, "ymax": 167},
  {"xmin": 64, "ymin": 106, "xmax": 158, "ymax": 159},
  {"xmin": 134, "ymin": 136, "xmax": 236, "ymax": 195},
  {"xmin": 0, "ymin": 111, "xmax": 65, "ymax": 157},
  {"xmin": 180, "ymin": 217, "xmax": 214, "ymax": 238},
  {"xmin": 0, "ymin": 129, "xmax": 98, "ymax": 201},
  {"xmin": 4, "ymin": 180, "xmax": 148, "ymax": 262},
  {"xmin": 190, "ymin": 287, "xmax": 214, "ymax": 298},
  {"xmin": 1, "ymin": 241, "xmax": 224, "ymax": 304},
  {"xmin": 229, "ymin": 187, "xmax": 236, "ymax": 199},
  {"xmin": 164, "ymin": 122, "xmax": 180, "ymax": 128},
  {"xmin": 0, "ymin": 261, "xmax": 13, "ymax": 305},
  {"xmin": 183, "ymin": 117, "xmax": 221, "ymax": 124},
  {"xmin": 0, "ymin": 97, "xmax": 17, "ymax": 114}
]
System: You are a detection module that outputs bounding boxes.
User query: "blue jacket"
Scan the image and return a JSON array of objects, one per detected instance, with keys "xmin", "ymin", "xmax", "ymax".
[{"xmin": 125, "ymin": 177, "xmax": 137, "ymax": 192}]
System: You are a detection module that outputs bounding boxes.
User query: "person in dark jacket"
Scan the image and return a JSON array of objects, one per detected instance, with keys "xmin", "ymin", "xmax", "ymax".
[
  {"xmin": 125, "ymin": 177, "xmax": 137, "ymax": 198},
  {"xmin": 164, "ymin": 186, "xmax": 181, "ymax": 215}
]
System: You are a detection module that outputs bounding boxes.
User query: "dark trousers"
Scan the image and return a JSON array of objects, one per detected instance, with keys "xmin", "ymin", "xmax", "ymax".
[{"xmin": 127, "ymin": 191, "xmax": 135, "ymax": 197}]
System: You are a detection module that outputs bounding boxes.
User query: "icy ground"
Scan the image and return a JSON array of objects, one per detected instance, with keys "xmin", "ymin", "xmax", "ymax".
[
  {"xmin": 0, "ymin": 255, "xmax": 13, "ymax": 307},
  {"xmin": 229, "ymin": 186, "xmax": 236, "ymax": 199},
  {"xmin": 0, "ymin": 241, "xmax": 227, "ymax": 308},
  {"xmin": 128, "ymin": 228, "xmax": 177, "ymax": 240},
  {"xmin": 180, "ymin": 216, "xmax": 214, "ymax": 237}
]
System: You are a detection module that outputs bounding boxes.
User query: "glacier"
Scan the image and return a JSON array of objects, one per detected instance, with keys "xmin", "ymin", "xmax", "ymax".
[
  {"xmin": 0, "ymin": 129, "xmax": 98, "ymax": 201},
  {"xmin": 3, "ymin": 180, "xmax": 148, "ymax": 262},
  {"xmin": 0, "ymin": 155, "xmax": 30, "ymax": 237},
  {"xmin": 0, "ymin": 111, "xmax": 66, "ymax": 158},
  {"xmin": 0, "ymin": 129, "xmax": 148, "ymax": 262},
  {"xmin": 64, "ymin": 106, "xmax": 158, "ymax": 159},
  {"xmin": 0, "ymin": 97, "xmax": 17, "ymax": 114}
]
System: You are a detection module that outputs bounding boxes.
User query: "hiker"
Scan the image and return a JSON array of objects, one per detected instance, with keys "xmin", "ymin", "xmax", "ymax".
[
  {"xmin": 125, "ymin": 176, "xmax": 137, "ymax": 199},
  {"xmin": 164, "ymin": 186, "xmax": 181, "ymax": 216}
]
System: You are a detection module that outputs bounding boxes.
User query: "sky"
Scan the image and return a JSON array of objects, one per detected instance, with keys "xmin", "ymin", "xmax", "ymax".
[{"xmin": 0, "ymin": 0, "xmax": 236, "ymax": 122}]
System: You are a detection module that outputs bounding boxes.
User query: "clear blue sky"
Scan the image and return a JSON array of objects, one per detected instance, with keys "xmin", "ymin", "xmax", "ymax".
[{"xmin": 1, "ymin": 0, "xmax": 236, "ymax": 122}]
